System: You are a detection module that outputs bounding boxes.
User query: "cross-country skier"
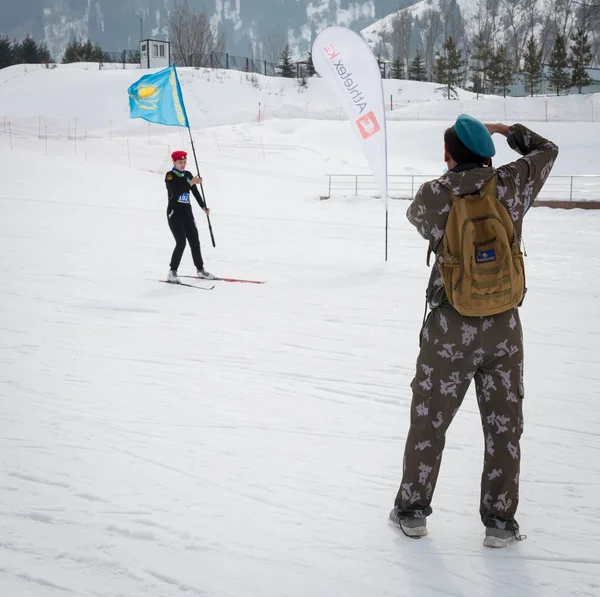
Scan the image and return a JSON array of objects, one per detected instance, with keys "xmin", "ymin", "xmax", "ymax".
[{"xmin": 165, "ymin": 150, "xmax": 215, "ymax": 283}]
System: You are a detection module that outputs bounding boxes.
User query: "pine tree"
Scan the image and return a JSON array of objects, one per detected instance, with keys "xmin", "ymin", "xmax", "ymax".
[
  {"xmin": 435, "ymin": 36, "xmax": 465, "ymax": 100},
  {"xmin": 306, "ymin": 50, "xmax": 315, "ymax": 77},
  {"xmin": 569, "ymin": 27, "xmax": 593, "ymax": 94},
  {"xmin": 408, "ymin": 52, "xmax": 427, "ymax": 81},
  {"xmin": 488, "ymin": 45, "xmax": 514, "ymax": 98},
  {"xmin": 547, "ymin": 35, "xmax": 570, "ymax": 96},
  {"xmin": 0, "ymin": 36, "xmax": 13, "ymax": 69},
  {"xmin": 277, "ymin": 44, "xmax": 295, "ymax": 78},
  {"xmin": 391, "ymin": 56, "xmax": 404, "ymax": 79},
  {"xmin": 470, "ymin": 31, "xmax": 493, "ymax": 96},
  {"xmin": 18, "ymin": 35, "xmax": 39, "ymax": 63},
  {"xmin": 520, "ymin": 36, "xmax": 543, "ymax": 97},
  {"xmin": 62, "ymin": 39, "xmax": 104, "ymax": 63},
  {"xmin": 37, "ymin": 42, "xmax": 52, "ymax": 63}
]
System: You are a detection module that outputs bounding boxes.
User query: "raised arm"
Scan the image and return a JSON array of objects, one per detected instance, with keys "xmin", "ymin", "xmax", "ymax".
[{"xmin": 486, "ymin": 123, "xmax": 559, "ymax": 219}]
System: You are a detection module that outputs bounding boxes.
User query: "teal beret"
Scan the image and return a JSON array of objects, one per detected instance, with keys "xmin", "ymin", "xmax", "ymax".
[{"xmin": 454, "ymin": 114, "xmax": 496, "ymax": 158}]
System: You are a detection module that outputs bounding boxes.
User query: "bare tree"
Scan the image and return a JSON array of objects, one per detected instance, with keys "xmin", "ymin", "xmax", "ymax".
[
  {"xmin": 389, "ymin": 12, "xmax": 413, "ymax": 69},
  {"xmin": 169, "ymin": 0, "xmax": 225, "ymax": 67},
  {"xmin": 522, "ymin": 0, "xmax": 540, "ymax": 40},
  {"xmin": 538, "ymin": 11, "xmax": 557, "ymax": 61},
  {"xmin": 440, "ymin": 0, "xmax": 466, "ymax": 47},
  {"xmin": 486, "ymin": 0, "xmax": 503, "ymax": 47},
  {"xmin": 419, "ymin": 9, "xmax": 443, "ymax": 80},
  {"xmin": 501, "ymin": 0, "xmax": 529, "ymax": 69},
  {"xmin": 468, "ymin": 6, "xmax": 494, "ymax": 94},
  {"xmin": 553, "ymin": 0, "xmax": 577, "ymax": 39},
  {"xmin": 263, "ymin": 30, "xmax": 287, "ymax": 65},
  {"xmin": 580, "ymin": 2, "xmax": 600, "ymax": 64}
]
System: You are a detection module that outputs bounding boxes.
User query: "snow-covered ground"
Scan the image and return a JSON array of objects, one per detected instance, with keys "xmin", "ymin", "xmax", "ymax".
[{"xmin": 1, "ymin": 64, "xmax": 599, "ymax": 596}]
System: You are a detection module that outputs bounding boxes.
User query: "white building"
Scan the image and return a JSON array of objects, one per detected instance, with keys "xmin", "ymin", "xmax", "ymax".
[{"xmin": 139, "ymin": 39, "xmax": 170, "ymax": 69}]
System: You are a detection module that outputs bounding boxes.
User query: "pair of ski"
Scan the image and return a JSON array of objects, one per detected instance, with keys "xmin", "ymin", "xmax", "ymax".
[{"xmin": 158, "ymin": 275, "xmax": 265, "ymax": 291}]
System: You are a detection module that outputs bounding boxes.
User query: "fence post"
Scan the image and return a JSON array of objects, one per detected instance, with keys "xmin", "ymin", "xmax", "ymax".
[
  {"xmin": 570, "ymin": 176, "xmax": 574, "ymax": 202},
  {"xmin": 210, "ymin": 52, "xmax": 213, "ymax": 69},
  {"xmin": 264, "ymin": 60, "xmax": 267, "ymax": 76},
  {"xmin": 411, "ymin": 176, "xmax": 414, "ymax": 198},
  {"xmin": 355, "ymin": 175, "xmax": 358, "ymax": 195},
  {"xmin": 8, "ymin": 121, "xmax": 12, "ymax": 150},
  {"xmin": 226, "ymin": 53, "xmax": 229, "ymax": 69},
  {"xmin": 328, "ymin": 175, "xmax": 331, "ymax": 198}
]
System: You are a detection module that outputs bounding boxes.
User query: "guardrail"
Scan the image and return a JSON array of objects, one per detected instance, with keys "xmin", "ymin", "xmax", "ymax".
[{"xmin": 323, "ymin": 174, "xmax": 600, "ymax": 205}]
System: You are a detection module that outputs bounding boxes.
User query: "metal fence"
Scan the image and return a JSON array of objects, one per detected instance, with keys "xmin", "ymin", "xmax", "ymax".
[
  {"xmin": 99, "ymin": 50, "xmax": 140, "ymax": 69},
  {"xmin": 323, "ymin": 174, "xmax": 600, "ymax": 203},
  {"xmin": 172, "ymin": 51, "xmax": 280, "ymax": 76}
]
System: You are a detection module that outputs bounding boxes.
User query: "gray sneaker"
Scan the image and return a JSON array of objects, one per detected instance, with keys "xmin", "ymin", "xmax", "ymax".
[
  {"xmin": 484, "ymin": 527, "xmax": 522, "ymax": 548},
  {"xmin": 197, "ymin": 269, "xmax": 217, "ymax": 280},
  {"xmin": 167, "ymin": 269, "xmax": 180, "ymax": 284},
  {"xmin": 389, "ymin": 508, "xmax": 428, "ymax": 538}
]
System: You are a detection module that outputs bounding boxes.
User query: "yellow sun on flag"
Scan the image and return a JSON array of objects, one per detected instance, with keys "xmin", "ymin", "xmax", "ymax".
[{"xmin": 137, "ymin": 85, "xmax": 158, "ymax": 99}]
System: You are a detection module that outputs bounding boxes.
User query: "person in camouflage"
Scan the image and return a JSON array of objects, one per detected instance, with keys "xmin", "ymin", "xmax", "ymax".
[{"xmin": 389, "ymin": 118, "xmax": 559, "ymax": 548}]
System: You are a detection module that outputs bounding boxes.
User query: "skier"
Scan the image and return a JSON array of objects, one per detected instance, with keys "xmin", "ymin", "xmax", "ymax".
[
  {"xmin": 165, "ymin": 150, "xmax": 215, "ymax": 283},
  {"xmin": 389, "ymin": 116, "xmax": 558, "ymax": 547}
]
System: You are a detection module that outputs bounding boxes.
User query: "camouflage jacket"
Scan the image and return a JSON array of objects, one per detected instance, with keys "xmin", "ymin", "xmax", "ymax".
[{"xmin": 407, "ymin": 123, "xmax": 559, "ymax": 309}]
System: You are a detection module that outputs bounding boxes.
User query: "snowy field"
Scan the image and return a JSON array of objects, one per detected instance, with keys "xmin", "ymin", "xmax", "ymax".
[{"xmin": 1, "ymin": 64, "xmax": 600, "ymax": 596}]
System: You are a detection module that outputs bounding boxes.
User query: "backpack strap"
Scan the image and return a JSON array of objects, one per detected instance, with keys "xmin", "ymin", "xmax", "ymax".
[{"xmin": 426, "ymin": 174, "xmax": 497, "ymax": 266}]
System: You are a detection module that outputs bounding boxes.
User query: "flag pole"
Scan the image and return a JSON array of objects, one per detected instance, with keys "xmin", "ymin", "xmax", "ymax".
[
  {"xmin": 187, "ymin": 125, "xmax": 216, "ymax": 248},
  {"xmin": 385, "ymin": 209, "xmax": 388, "ymax": 261}
]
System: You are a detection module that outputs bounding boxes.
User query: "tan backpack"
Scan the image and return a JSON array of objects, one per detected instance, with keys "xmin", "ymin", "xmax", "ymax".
[{"xmin": 435, "ymin": 176, "xmax": 525, "ymax": 317}]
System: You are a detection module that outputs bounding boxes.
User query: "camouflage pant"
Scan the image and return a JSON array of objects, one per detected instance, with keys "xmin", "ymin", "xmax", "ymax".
[{"xmin": 394, "ymin": 304, "xmax": 524, "ymax": 530}]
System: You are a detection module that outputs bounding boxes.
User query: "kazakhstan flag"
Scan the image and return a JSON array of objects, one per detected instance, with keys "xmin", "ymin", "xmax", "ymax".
[{"xmin": 128, "ymin": 64, "xmax": 189, "ymax": 128}]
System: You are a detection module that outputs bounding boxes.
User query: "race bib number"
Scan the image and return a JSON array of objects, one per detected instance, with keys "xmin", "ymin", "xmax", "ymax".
[{"xmin": 177, "ymin": 193, "xmax": 190, "ymax": 204}]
